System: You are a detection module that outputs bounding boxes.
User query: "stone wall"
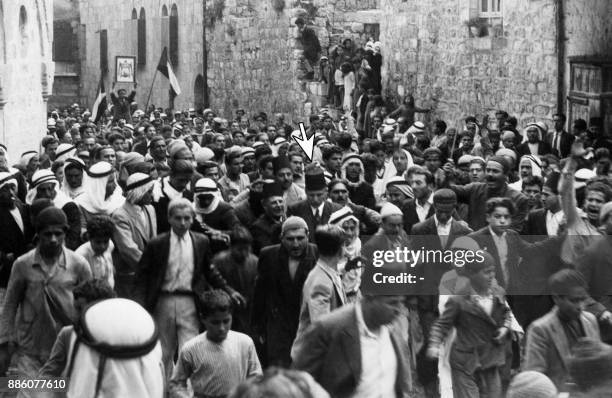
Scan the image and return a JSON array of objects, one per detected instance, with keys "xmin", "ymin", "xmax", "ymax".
[
  {"xmin": 0, "ymin": 0, "xmax": 54, "ymax": 160},
  {"xmin": 380, "ymin": 0, "xmax": 612, "ymax": 131},
  {"xmin": 79, "ymin": 0, "xmax": 205, "ymax": 114}
]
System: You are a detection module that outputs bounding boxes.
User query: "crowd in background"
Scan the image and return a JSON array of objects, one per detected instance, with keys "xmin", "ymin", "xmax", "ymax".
[{"xmin": 0, "ymin": 37, "xmax": 612, "ymax": 398}]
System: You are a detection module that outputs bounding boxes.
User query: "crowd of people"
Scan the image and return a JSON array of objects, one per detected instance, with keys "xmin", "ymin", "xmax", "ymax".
[{"xmin": 0, "ymin": 79, "xmax": 611, "ymax": 398}]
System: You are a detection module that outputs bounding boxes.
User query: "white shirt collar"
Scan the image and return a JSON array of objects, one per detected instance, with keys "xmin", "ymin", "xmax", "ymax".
[
  {"xmin": 311, "ymin": 201, "xmax": 325, "ymax": 215},
  {"xmin": 171, "ymin": 229, "xmax": 190, "ymax": 242}
]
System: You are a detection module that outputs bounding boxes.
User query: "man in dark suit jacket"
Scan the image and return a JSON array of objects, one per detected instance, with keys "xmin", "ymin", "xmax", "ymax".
[
  {"xmin": 287, "ymin": 170, "xmax": 342, "ymax": 242},
  {"xmin": 525, "ymin": 269, "xmax": 601, "ymax": 392},
  {"xmin": 410, "ymin": 189, "xmax": 472, "ymax": 393},
  {"xmin": 252, "ymin": 217, "xmax": 318, "ymax": 367},
  {"xmin": 134, "ymin": 198, "xmax": 242, "ymax": 379},
  {"xmin": 250, "ymin": 181, "xmax": 285, "ymax": 255},
  {"xmin": 0, "ymin": 173, "xmax": 32, "ymax": 290},
  {"xmin": 293, "ymin": 295, "xmax": 412, "ymax": 398},
  {"xmin": 515, "ymin": 123, "xmax": 552, "ymax": 157},
  {"xmin": 401, "ymin": 166, "xmax": 436, "ymax": 235},
  {"xmin": 411, "ymin": 189, "xmax": 472, "ymax": 317},
  {"xmin": 546, "ymin": 113, "xmax": 574, "ymax": 158}
]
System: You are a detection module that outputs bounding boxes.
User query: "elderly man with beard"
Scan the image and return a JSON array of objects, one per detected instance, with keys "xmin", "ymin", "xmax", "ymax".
[
  {"xmin": 509, "ymin": 154, "xmax": 543, "ymax": 192},
  {"xmin": 0, "ymin": 207, "xmax": 92, "ymax": 380},
  {"xmin": 27, "ymin": 169, "xmax": 82, "ymax": 250},
  {"xmin": 251, "ymin": 181, "xmax": 286, "ymax": 255},
  {"xmin": 445, "ymin": 156, "xmax": 529, "ymax": 232},
  {"xmin": 517, "ymin": 122, "xmax": 552, "ymax": 157},
  {"xmin": 252, "ymin": 216, "xmax": 318, "ymax": 367},
  {"xmin": 111, "ymin": 173, "xmax": 157, "ymax": 299}
]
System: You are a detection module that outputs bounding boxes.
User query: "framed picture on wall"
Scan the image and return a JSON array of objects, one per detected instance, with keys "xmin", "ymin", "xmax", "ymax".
[{"xmin": 115, "ymin": 56, "xmax": 136, "ymax": 83}]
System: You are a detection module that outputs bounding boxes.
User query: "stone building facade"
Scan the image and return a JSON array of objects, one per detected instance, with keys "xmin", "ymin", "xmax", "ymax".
[
  {"xmin": 0, "ymin": 0, "xmax": 54, "ymax": 160},
  {"xmin": 78, "ymin": 0, "xmax": 612, "ymax": 130}
]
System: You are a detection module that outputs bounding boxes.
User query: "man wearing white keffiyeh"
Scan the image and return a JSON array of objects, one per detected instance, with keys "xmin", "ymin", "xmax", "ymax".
[
  {"xmin": 26, "ymin": 169, "xmax": 83, "ymax": 250},
  {"xmin": 75, "ymin": 161, "xmax": 125, "ymax": 238}
]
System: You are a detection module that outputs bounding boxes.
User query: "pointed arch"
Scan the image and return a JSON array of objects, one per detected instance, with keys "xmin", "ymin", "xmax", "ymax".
[
  {"xmin": 161, "ymin": 5, "xmax": 168, "ymax": 17},
  {"xmin": 132, "ymin": 8, "xmax": 137, "ymax": 19}
]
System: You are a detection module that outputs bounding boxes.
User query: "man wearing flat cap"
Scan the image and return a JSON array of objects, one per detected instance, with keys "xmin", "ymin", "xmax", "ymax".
[
  {"xmin": 0, "ymin": 207, "xmax": 92, "ymax": 378},
  {"xmin": 446, "ymin": 156, "xmax": 529, "ymax": 232},
  {"xmin": 287, "ymin": 169, "xmax": 342, "ymax": 242},
  {"xmin": 252, "ymin": 216, "xmax": 318, "ymax": 367}
]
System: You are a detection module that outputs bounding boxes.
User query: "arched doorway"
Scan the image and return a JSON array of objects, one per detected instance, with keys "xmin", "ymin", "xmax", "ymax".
[{"xmin": 194, "ymin": 74, "xmax": 204, "ymax": 111}]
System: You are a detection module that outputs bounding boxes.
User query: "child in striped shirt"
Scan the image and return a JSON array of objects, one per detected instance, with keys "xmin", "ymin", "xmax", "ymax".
[{"xmin": 169, "ymin": 290, "xmax": 262, "ymax": 398}]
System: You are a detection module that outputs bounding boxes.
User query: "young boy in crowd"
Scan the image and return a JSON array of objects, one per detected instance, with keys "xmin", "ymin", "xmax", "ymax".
[
  {"xmin": 169, "ymin": 290, "xmax": 262, "ymax": 398},
  {"xmin": 75, "ymin": 215, "xmax": 115, "ymax": 288},
  {"xmin": 427, "ymin": 252, "xmax": 512, "ymax": 398}
]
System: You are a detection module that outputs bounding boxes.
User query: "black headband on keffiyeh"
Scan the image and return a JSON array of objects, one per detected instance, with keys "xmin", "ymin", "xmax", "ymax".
[
  {"xmin": 126, "ymin": 175, "xmax": 153, "ymax": 191},
  {"xmin": 55, "ymin": 145, "xmax": 76, "ymax": 159}
]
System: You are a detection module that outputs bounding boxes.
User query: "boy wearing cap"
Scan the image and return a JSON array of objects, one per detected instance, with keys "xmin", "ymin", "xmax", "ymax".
[{"xmin": 427, "ymin": 252, "xmax": 512, "ymax": 398}]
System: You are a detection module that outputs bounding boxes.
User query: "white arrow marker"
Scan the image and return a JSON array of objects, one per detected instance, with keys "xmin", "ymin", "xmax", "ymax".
[{"xmin": 291, "ymin": 122, "xmax": 315, "ymax": 161}]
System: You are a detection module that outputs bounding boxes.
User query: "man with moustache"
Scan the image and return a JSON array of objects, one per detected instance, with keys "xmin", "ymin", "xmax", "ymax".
[
  {"xmin": 111, "ymin": 173, "xmax": 157, "ymax": 299},
  {"xmin": 252, "ymin": 216, "xmax": 318, "ymax": 367},
  {"xmin": 445, "ymin": 156, "xmax": 529, "ymax": 232},
  {"xmin": 250, "ymin": 180, "xmax": 287, "ymax": 254}
]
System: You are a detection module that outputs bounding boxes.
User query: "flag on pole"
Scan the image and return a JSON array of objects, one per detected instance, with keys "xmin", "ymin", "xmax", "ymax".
[
  {"xmin": 157, "ymin": 47, "xmax": 181, "ymax": 96},
  {"xmin": 91, "ymin": 77, "xmax": 107, "ymax": 123}
]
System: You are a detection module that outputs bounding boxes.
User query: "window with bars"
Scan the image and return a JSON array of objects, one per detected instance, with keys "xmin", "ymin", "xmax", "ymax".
[{"xmin": 479, "ymin": 0, "xmax": 502, "ymax": 18}]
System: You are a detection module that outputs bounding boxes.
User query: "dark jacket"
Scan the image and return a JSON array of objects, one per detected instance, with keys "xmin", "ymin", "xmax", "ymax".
[
  {"xmin": 251, "ymin": 243, "xmax": 318, "ymax": 367},
  {"xmin": 134, "ymin": 231, "xmax": 233, "ymax": 318},
  {"xmin": 347, "ymin": 182, "xmax": 376, "ymax": 210},
  {"xmin": 516, "ymin": 141, "xmax": 552, "ymax": 157},
  {"xmin": 0, "ymin": 201, "xmax": 32, "ymax": 288},
  {"xmin": 545, "ymin": 130, "xmax": 574, "ymax": 159},
  {"xmin": 468, "ymin": 227, "xmax": 563, "ymax": 294},
  {"xmin": 400, "ymin": 198, "xmax": 435, "ymax": 236},
  {"xmin": 287, "ymin": 200, "xmax": 342, "ymax": 242},
  {"xmin": 430, "ymin": 287, "xmax": 511, "ymax": 374},
  {"xmin": 450, "ymin": 182, "xmax": 529, "ymax": 232},
  {"xmin": 521, "ymin": 208, "xmax": 548, "ymax": 237},
  {"xmin": 410, "ymin": 217, "xmax": 472, "ymax": 311},
  {"xmin": 250, "ymin": 214, "xmax": 282, "ymax": 255},
  {"xmin": 292, "ymin": 304, "xmax": 412, "ymax": 398}
]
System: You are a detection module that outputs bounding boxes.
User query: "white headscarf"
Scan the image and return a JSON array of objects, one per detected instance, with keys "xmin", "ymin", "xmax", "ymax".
[
  {"xmin": 61, "ymin": 157, "xmax": 86, "ymax": 199},
  {"xmin": 55, "ymin": 144, "xmax": 77, "ymax": 163},
  {"xmin": 193, "ymin": 177, "xmax": 222, "ymax": 215},
  {"xmin": 26, "ymin": 169, "xmax": 74, "ymax": 209},
  {"xmin": 75, "ymin": 161, "xmax": 125, "ymax": 215},
  {"xmin": 0, "ymin": 171, "xmax": 17, "ymax": 191},
  {"xmin": 19, "ymin": 151, "xmax": 38, "ymax": 169}
]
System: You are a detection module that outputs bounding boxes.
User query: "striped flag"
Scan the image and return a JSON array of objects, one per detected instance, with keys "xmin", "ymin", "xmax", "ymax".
[
  {"xmin": 157, "ymin": 47, "xmax": 181, "ymax": 96},
  {"xmin": 91, "ymin": 77, "xmax": 107, "ymax": 123}
]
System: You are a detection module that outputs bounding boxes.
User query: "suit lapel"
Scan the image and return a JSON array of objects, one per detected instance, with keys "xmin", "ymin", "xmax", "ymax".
[
  {"xmin": 549, "ymin": 312, "xmax": 571, "ymax": 370},
  {"xmin": 190, "ymin": 232, "xmax": 202, "ymax": 272},
  {"xmin": 318, "ymin": 263, "xmax": 346, "ymax": 305}
]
